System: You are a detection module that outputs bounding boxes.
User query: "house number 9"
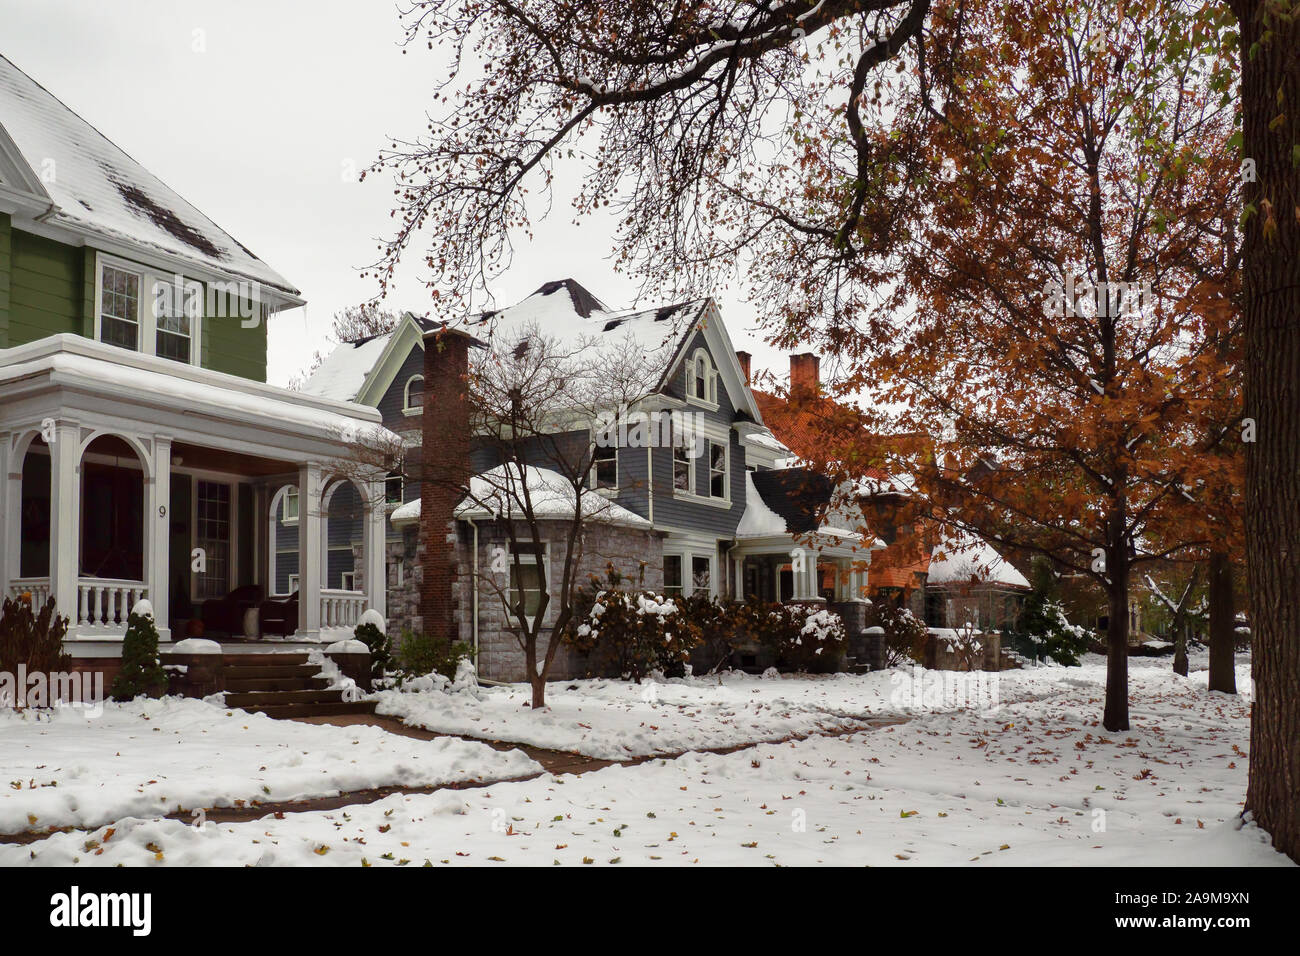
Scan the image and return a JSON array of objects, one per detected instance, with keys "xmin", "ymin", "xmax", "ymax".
[{"xmin": 158, "ymin": 505, "xmax": 167, "ymax": 518}]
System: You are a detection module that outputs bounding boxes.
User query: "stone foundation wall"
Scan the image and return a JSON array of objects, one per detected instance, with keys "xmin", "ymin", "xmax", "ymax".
[{"xmin": 456, "ymin": 519, "xmax": 665, "ymax": 682}]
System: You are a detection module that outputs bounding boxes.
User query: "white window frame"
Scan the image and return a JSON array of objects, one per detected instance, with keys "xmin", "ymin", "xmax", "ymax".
[
  {"xmin": 672, "ymin": 435, "xmax": 730, "ymax": 506},
  {"xmin": 94, "ymin": 252, "xmax": 203, "ymax": 366},
  {"xmin": 506, "ymin": 541, "xmax": 551, "ymax": 628},
  {"xmin": 662, "ymin": 552, "xmax": 684, "ymax": 598},
  {"xmin": 591, "ymin": 442, "xmax": 619, "ymax": 493},
  {"xmin": 690, "ymin": 553, "xmax": 715, "ymax": 598},
  {"xmin": 287, "ymin": 573, "xmax": 300, "ymax": 595},
  {"xmin": 340, "ymin": 571, "xmax": 357, "ymax": 592},
  {"xmin": 384, "ymin": 471, "xmax": 405, "ymax": 506},
  {"xmin": 192, "ymin": 478, "xmax": 234, "ymax": 601},
  {"xmin": 282, "ymin": 486, "xmax": 299, "ymax": 525},
  {"xmin": 403, "ymin": 375, "xmax": 425, "ymax": 416},
  {"xmin": 686, "ymin": 347, "xmax": 718, "ymax": 408}
]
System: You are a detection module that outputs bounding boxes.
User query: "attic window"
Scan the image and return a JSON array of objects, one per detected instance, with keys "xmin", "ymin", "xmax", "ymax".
[
  {"xmin": 404, "ymin": 375, "xmax": 424, "ymax": 414},
  {"xmin": 688, "ymin": 348, "xmax": 717, "ymax": 405}
]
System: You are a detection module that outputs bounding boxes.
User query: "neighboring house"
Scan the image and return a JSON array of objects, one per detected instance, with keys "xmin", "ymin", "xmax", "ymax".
[
  {"xmin": 305, "ymin": 279, "xmax": 883, "ymax": 680},
  {"xmin": 0, "ymin": 53, "xmax": 391, "ymax": 673},
  {"xmin": 750, "ymin": 352, "xmax": 1032, "ymax": 636}
]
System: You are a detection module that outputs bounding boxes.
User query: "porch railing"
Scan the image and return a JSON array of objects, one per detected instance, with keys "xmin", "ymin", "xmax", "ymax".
[
  {"xmin": 8, "ymin": 578, "xmax": 52, "ymax": 608},
  {"xmin": 320, "ymin": 589, "xmax": 366, "ymax": 628},
  {"xmin": 78, "ymin": 579, "xmax": 149, "ymax": 631}
]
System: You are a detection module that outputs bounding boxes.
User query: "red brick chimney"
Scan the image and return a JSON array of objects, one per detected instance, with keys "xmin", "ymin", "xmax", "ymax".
[
  {"xmin": 420, "ymin": 326, "xmax": 480, "ymax": 645},
  {"xmin": 790, "ymin": 352, "xmax": 820, "ymax": 392},
  {"xmin": 735, "ymin": 351, "xmax": 752, "ymax": 384}
]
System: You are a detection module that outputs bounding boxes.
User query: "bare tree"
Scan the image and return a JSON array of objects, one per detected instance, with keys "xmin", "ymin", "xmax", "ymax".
[
  {"xmin": 290, "ymin": 304, "xmax": 404, "ymax": 389},
  {"xmin": 342, "ymin": 319, "xmax": 677, "ymax": 708}
]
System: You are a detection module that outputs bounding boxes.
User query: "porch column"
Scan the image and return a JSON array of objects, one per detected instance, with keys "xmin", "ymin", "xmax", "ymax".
[
  {"xmin": 48, "ymin": 420, "xmax": 81, "ymax": 625},
  {"xmin": 0, "ymin": 433, "xmax": 11, "ymax": 596},
  {"xmin": 297, "ymin": 462, "xmax": 323, "ymax": 637},
  {"xmin": 364, "ymin": 476, "xmax": 387, "ymax": 618},
  {"xmin": 147, "ymin": 435, "xmax": 172, "ymax": 641}
]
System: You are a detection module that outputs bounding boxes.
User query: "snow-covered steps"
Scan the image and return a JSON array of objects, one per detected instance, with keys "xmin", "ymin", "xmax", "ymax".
[{"xmin": 220, "ymin": 653, "xmax": 377, "ymax": 720}]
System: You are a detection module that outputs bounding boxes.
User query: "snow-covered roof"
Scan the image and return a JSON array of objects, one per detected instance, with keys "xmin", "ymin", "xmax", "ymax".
[
  {"xmin": 735, "ymin": 470, "xmax": 870, "ymax": 544},
  {"xmin": 735, "ymin": 472, "xmax": 789, "ymax": 536},
  {"xmin": 459, "ymin": 280, "xmax": 711, "ymax": 395},
  {"xmin": 927, "ymin": 532, "xmax": 1031, "ymax": 589},
  {"xmin": 302, "ymin": 333, "xmax": 394, "ymax": 402},
  {"xmin": 742, "ymin": 429, "xmax": 790, "ymax": 454},
  {"xmin": 0, "ymin": 54, "xmax": 299, "ymax": 298},
  {"xmin": 391, "ymin": 463, "xmax": 652, "ymax": 529},
  {"xmin": 0, "ymin": 333, "xmax": 392, "ymax": 443}
]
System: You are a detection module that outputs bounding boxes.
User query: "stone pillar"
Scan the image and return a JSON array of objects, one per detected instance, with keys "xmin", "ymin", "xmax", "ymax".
[
  {"xmin": 297, "ymin": 461, "xmax": 322, "ymax": 637},
  {"xmin": 49, "ymin": 420, "xmax": 81, "ymax": 628},
  {"xmin": 147, "ymin": 435, "xmax": 172, "ymax": 641}
]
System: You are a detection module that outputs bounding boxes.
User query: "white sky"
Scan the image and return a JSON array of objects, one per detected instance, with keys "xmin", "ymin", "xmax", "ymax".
[{"xmin": 1, "ymin": 0, "xmax": 801, "ymax": 389}]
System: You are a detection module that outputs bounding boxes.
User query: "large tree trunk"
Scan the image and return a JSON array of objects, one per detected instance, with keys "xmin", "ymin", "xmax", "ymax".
[
  {"xmin": 1173, "ymin": 623, "xmax": 1189, "ymax": 677},
  {"xmin": 1103, "ymin": 554, "xmax": 1131, "ymax": 732},
  {"xmin": 1233, "ymin": 0, "xmax": 1300, "ymax": 863},
  {"xmin": 1207, "ymin": 551, "xmax": 1237, "ymax": 694}
]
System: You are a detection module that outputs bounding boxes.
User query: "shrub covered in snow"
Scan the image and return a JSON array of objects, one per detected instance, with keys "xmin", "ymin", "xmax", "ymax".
[
  {"xmin": 866, "ymin": 601, "xmax": 929, "ymax": 667},
  {"xmin": 392, "ymin": 628, "xmax": 476, "ymax": 684},
  {"xmin": 753, "ymin": 603, "xmax": 847, "ymax": 673},
  {"xmin": 1006, "ymin": 597, "xmax": 1090, "ymax": 666},
  {"xmin": 564, "ymin": 567, "xmax": 701, "ymax": 681},
  {"xmin": 354, "ymin": 616, "xmax": 392, "ymax": 678},
  {"xmin": 111, "ymin": 607, "xmax": 168, "ymax": 702}
]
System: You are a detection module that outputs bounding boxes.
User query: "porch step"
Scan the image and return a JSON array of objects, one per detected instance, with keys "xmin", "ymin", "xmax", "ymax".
[
  {"xmin": 240, "ymin": 700, "xmax": 378, "ymax": 720},
  {"xmin": 224, "ymin": 663, "xmax": 322, "ymax": 681},
  {"xmin": 225, "ymin": 688, "xmax": 345, "ymax": 708},
  {"xmin": 224, "ymin": 676, "xmax": 331, "ymax": 693}
]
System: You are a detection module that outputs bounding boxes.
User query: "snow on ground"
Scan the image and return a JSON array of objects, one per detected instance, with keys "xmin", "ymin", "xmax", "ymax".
[
  {"xmin": 0, "ymin": 697, "xmax": 541, "ymax": 834},
  {"xmin": 7, "ymin": 656, "xmax": 1285, "ymax": 867},
  {"xmin": 375, "ymin": 661, "xmax": 1104, "ymax": 759}
]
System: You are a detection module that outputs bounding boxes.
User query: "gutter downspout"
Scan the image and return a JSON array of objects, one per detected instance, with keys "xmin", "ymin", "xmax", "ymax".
[
  {"xmin": 646, "ymin": 445, "xmax": 654, "ymax": 525},
  {"xmin": 466, "ymin": 515, "xmax": 479, "ymax": 663}
]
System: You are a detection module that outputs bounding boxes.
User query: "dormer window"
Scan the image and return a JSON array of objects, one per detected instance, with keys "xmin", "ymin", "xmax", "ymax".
[
  {"xmin": 688, "ymin": 348, "xmax": 717, "ymax": 405},
  {"xmin": 404, "ymin": 375, "xmax": 425, "ymax": 414}
]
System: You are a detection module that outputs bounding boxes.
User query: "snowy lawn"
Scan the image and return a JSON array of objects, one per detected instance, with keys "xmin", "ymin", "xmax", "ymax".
[
  {"xmin": 13, "ymin": 655, "xmax": 1285, "ymax": 867},
  {"xmin": 375, "ymin": 661, "xmax": 1107, "ymax": 759},
  {"xmin": 0, "ymin": 697, "xmax": 541, "ymax": 834}
]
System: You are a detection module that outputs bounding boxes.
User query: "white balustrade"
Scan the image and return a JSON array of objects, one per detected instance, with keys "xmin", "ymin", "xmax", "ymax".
[
  {"xmin": 8, "ymin": 578, "xmax": 52, "ymax": 609},
  {"xmin": 76, "ymin": 579, "xmax": 149, "ymax": 631},
  {"xmin": 319, "ymin": 589, "xmax": 366, "ymax": 628}
]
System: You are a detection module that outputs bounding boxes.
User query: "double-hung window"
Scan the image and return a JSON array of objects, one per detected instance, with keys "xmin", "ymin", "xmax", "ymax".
[
  {"xmin": 673, "ymin": 444, "xmax": 692, "ymax": 491},
  {"xmin": 593, "ymin": 444, "xmax": 617, "ymax": 490},
  {"xmin": 385, "ymin": 470, "xmax": 405, "ymax": 504},
  {"xmin": 99, "ymin": 265, "xmax": 141, "ymax": 351},
  {"xmin": 508, "ymin": 543, "xmax": 547, "ymax": 625},
  {"xmin": 96, "ymin": 256, "xmax": 201, "ymax": 365},
  {"xmin": 708, "ymin": 441, "xmax": 727, "ymax": 498}
]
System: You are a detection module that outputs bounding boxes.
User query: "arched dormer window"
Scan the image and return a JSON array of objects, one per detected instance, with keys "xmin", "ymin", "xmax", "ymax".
[
  {"xmin": 688, "ymin": 348, "xmax": 717, "ymax": 405},
  {"xmin": 404, "ymin": 375, "xmax": 425, "ymax": 414}
]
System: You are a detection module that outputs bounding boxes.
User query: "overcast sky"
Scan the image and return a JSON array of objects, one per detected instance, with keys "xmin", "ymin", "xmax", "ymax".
[{"xmin": 2, "ymin": 0, "xmax": 802, "ymax": 388}]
